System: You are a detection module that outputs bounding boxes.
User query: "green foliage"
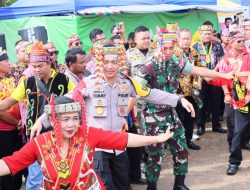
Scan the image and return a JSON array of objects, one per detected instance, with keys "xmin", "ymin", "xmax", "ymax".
[{"xmin": 0, "ymin": 0, "xmax": 16, "ymax": 7}]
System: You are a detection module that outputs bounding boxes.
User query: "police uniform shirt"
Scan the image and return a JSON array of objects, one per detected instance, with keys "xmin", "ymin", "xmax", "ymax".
[
  {"xmin": 78, "ymin": 74, "xmax": 180, "ymax": 154},
  {"xmin": 126, "ymin": 47, "xmax": 155, "ymax": 77},
  {"xmin": 41, "ymin": 74, "xmax": 181, "ymax": 155}
]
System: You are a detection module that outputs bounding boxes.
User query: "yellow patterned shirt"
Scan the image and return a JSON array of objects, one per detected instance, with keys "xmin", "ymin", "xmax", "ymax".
[{"xmin": 0, "ymin": 77, "xmax": 16, "ymax": 100}]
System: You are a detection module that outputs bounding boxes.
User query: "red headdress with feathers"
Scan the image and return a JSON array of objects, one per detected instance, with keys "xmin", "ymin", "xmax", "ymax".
[{"xmin": 44, "ymin": 81, "xmax": 88, "ymax": 148}]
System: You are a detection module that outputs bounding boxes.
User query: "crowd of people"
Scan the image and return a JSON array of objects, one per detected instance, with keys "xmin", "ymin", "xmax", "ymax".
[{"xmin": 0, "ymin": 16, "xmax": 249, "ymax": 190}]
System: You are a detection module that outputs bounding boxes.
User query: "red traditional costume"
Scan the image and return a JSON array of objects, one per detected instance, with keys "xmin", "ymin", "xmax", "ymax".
[
  {"xmin": 3, "ymin": 127, "xmax": 127, "ymax": 190},
  {"xmin": 3, "ymin": 83, "xmax": 128, "ymax": 190},
  {"xmin": 208, "ymin": 33, "xmax": 250, "ymax": 110}
]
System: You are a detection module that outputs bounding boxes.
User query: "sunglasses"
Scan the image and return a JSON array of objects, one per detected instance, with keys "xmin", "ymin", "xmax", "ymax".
[
  {"xmin": 237, "ymin": 39, "xmax": 245, "ymax": 43},
  {"xmin": 74, "ymin": 42, "xmax": 83, "ymax": 46},
  {"xmin": 49, "ymin": 50, "xmax": 59, "ymax": 56}
]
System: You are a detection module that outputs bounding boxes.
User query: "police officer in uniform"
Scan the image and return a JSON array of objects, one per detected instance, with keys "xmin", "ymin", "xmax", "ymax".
[{"xmin": 126, "ymin": 25, "xmax": 156, "ymax": 184}]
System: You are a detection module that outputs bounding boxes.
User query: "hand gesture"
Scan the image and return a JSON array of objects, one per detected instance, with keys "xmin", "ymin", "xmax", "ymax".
[
  {"xmin": 180, "ymin": 98, "xmax": 195, "ymax": 117},
  {"xmin": 30, "ymin": 119, "xmax": 43, "ymax": 139},
  {"xmin": 155, "ymin": 127, "xmax": 174, "ymax": 143},
  {"xmin": 224, "ymin": 94, "xmax": 231, "ymax": 104}
]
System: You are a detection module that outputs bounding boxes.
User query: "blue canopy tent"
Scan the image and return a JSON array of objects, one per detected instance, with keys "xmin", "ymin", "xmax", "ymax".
[
  {"xmin": 231, "ymin": 0, "xmax": 249, "ymax": 6},
  {"xmin": 0, "ymin": 0, "xmax": 245, "ymax": 63},
  {"xmin": 0, "ymin": 0, "xmax": 218, "ymax": 19}
]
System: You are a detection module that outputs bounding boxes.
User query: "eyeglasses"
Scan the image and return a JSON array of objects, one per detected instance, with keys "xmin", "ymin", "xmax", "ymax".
[
  {"xmin": 237, "ymin": 39, "xmax": 245, "ymax": 43},
  {"xmin": 49, "ymin": 50, "xmax": 59, "ymax": 56},
  {"xmin": 74, "ymin": 42, "xmax": 83, "ymax": 46}
]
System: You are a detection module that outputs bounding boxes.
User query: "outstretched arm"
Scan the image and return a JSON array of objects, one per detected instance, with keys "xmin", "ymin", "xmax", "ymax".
[
  {"xmin": 0, "ymin": 97, "xmax": 18, "ymax": 112},
  {"xmin": 139, "ymin": 89, "xmax": 195, "ymax": 117},
  {"xmin": 0, "ymin": 111, "xmax": 20, "ymax": 125},
  {"xmin": 190, "ymin": 66, "xmax": 233, "ymax": 80},
  {"xmin": 0, "ymin": 139, "xmax": 38, "ymax": 177},
  {"xmin": 127, "ymin": 127, "xmax": 173, "ymax": 147},
  {"xmin": 0, "ymin": 160, "xmax": 11, "ymax": 176}
]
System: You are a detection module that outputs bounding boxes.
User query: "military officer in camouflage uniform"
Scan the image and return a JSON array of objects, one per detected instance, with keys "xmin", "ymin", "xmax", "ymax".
[{"xmin": 136, "ymin": 25, "xmax": 233, "ymax": 190}]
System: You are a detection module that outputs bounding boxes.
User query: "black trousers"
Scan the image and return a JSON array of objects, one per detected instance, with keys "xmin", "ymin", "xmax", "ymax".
[
  {"xmin": 176, "ymin": 96, "xmax": 195, "ymax": 143},
  {"xmin": 0, "ymin": 130, "xmax": 23, "ymax": 190},
  {"xmin": 94, "ymin": 151, "xmax": 130, "ymax": 190},
  {"xmin": 127, "ymin": 125, "xmax": 142, "ymax": 181},
  {"xmin": 225, "ymin": 104, "xmax": 235, "ymax": 148},
  {"xmin": 229, "ymin": 110, "xmax": 250, "ymax": 165},
  {"xmin": 242, "ymin": 124, "xmax": 250, "ymax": 145},
  {"xmin": 197, "ymin": 80, "xmax": 223, "ymax": 129}
]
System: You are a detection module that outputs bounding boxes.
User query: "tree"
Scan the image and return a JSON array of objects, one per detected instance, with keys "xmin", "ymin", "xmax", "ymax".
[{"xmin": 0, "ymin": 0, "xmax": 16, "ymax": 7}]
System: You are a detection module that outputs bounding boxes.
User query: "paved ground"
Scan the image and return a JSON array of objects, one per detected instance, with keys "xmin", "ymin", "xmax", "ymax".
[{"xmin": 132, "ymin": 123, "xmax": 250, "ymax": 190}]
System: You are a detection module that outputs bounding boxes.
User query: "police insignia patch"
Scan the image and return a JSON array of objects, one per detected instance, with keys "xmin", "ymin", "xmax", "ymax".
[
  {"xmin": 96, "ymin": 107, "xmax": 103, "ymax": 115},
  {"xmin": 119, "ymin": 85, "xmax": 129, "ymax": 92}
]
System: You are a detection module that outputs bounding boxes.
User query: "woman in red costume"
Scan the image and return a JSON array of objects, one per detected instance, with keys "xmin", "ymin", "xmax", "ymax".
[{"xmin": 0, "ymin": 89, "xmax": 173, "ymax": 190}]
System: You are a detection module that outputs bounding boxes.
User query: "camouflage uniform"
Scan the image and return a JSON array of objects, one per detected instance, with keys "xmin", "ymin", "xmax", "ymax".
[
  {"xmin": 127, "ymin": 47, "xmax": 155, "ymax": 128},
  {"xmin": 137, "ymin": 56, "xmax": 194, "ymax": 183},
  {"xmin": 126, "ymin": 47, "xmax": 155, "ymax": 178}
]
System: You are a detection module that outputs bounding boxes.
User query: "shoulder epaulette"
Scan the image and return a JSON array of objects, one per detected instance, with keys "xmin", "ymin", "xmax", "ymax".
[{"xmin": 118, "ymin": 72, "xmax": 126, "ymax": 79}]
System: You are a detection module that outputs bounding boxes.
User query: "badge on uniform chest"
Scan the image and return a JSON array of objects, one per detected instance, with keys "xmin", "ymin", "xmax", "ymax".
[
  {"xmin": 93, "ymin": 84, "xmax": 107, "ymax": 117},
  {"xmin": 117, "ymin": 83, "xmax": 129, "ymax": 117},
  {"xmin": 96, "ymin": 107, "xmax": 104, "ymax": 115}
]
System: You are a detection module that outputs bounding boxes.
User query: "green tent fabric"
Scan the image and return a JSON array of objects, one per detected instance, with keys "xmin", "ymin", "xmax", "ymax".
[{"xmin": 0, "ymin": 10, "xmax": 218, "ymax": 63}]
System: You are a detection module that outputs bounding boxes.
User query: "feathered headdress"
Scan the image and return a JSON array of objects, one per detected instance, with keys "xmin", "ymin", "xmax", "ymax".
[
  {"xmin": 155, "ymin": 24, "xmax": 178, "ymax": 62},
  {"xmin": 43, "ymin": 81, "xmax": 89, "ymax": 148},
  {"xmin": 93, "ymin": 42, "xmax": 127, "ymax": 81}
]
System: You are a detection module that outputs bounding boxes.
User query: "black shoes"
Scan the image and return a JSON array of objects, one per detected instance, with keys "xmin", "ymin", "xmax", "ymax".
[
  {"xmin": 212, "ymin": 126, "xmax": 227, "ymax": 133},
  {"xmin": 227, "ymin": 164, "xmax": 239, "ymax": 175},
  {"xmin": 219, "ymin": 115, "xmax": 224, "ymax": 121},
  {"xmin": 206, "ymin": 115, "xmax": 212, "ymax": 122},
  {"xmin": 130, "ymin": 178, "xmax": 147, "ymax": 185},
  {"xmin": 197, "ymin": 126, "xmax": 205, "ymax": 135},
  {"xmin": 147, "ymin": 182, "xmax": 157, "ymax": 190},
  {"xmin": 197, "ymin": 125, "xmax": 227, "ymax": 135},
  {"xmin": 173, "ymin": 184, "xmax": 190, "ymax": 190},
  {"xmin": 173, "ymin": 175, "xmax": 189, "ymax": 190},
  {"xmin": 187, "ymin": 141, "xmax": 201, "ymax": 150},
  {"xmin": 242, "ymin": 143, "xmax": 250, "ymax": 151}
]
